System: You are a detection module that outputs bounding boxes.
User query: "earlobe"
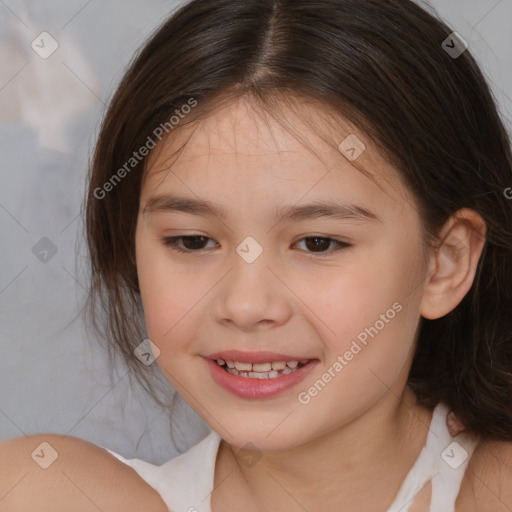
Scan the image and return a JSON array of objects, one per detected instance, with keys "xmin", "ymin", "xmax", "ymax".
[{"xmin": 420, "ymin": 208, "xmax": 486, "ymax": 320}]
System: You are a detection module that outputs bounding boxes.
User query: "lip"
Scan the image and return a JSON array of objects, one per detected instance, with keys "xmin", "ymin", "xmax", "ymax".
[
  {"xmin": 205, "ymin": 350, "xmax": 312, "ymax": 364},
  {"xmin": 206, "ymin": 357, "xmax": 319, "ymax": 399}
]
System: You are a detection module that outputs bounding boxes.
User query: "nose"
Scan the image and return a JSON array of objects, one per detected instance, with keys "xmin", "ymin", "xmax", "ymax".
[{"xmin": 213, "ymin": 246, "xmax": 292, "ymax": 332}]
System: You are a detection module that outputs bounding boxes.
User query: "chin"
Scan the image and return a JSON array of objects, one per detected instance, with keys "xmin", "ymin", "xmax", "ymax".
[{"xmin": 217, "ymin": 419, "xmax": 315, "ymax": 453}]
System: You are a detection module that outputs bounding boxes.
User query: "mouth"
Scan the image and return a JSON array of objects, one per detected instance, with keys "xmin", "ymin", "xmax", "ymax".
[
  {"xmin": 205, "ymin": 355, "xmax": 319, "ymax": 399},
  {"xmin": 214, "ymin": 358, "xmax": 311, "ymax": 379}
]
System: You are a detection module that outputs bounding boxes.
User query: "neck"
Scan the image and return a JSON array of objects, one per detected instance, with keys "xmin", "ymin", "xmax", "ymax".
[{"xmin": 215, "ymin": 386, "xmax": 434, "ymax": 512}]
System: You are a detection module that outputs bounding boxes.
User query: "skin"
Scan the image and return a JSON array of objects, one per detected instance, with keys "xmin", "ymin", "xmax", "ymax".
[
  {"xmin": 134, "ymin": 95, "xmax": 489, "ymax": 511},
  {"xmin": 0, "ymin": 433, "xmax": 167, "ymax": 511}
]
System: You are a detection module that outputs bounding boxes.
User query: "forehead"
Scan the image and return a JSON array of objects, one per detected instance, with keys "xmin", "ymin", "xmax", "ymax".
[{"xmin": 142, "ymin": 96, "xmax": 414, "ymax": 215}]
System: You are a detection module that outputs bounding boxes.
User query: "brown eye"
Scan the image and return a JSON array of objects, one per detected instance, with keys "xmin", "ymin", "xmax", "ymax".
[
  {"xmin": 162, "ymin": 235, "xmax": 215, "ymax": 252},
  {"xmin": 295, "ymin": 236, "xmax": 351, "ymax": 254},
  {"xmin": 161, "ymin": 235, "xmax": 351, "ymax": 256}
]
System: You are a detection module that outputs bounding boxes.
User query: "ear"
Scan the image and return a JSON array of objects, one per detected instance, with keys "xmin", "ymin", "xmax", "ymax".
[{"xmin": 420, "ymin": 208, "xmax": 487, "ymax": 320}]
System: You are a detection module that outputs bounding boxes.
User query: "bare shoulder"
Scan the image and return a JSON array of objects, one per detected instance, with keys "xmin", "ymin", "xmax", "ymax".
[
  {"xmin": 459, "ymin": 437, "xmax": 512, "ymax": 511},
  {"xmin": 0, "ymin": 433, "xmax": 168, "ymax": 511}
]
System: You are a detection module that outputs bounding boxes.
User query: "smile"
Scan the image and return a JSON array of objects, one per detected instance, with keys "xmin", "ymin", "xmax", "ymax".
[
  {"xmin": 215, "ymin": 359, "xmax": 310, "ymax": 379},
  {"xmin": 206, "ymin": 357, "xmax": 319, "ymax": 399}
]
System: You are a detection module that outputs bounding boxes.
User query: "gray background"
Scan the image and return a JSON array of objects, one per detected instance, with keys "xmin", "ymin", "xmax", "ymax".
[{"xmin": 1, "ymin": 0, "xmax": 511, "ymax": 464}]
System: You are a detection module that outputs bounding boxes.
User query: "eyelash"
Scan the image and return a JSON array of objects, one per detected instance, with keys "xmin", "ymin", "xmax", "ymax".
[{"xmin": 161, "ymin": 235, "xmax": 351, "ymax": 256}]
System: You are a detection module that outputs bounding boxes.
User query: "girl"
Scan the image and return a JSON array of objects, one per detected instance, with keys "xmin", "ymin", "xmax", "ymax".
[{"xmin": 3, "ymin": 0, "xmax": 512, "ymax": 510}]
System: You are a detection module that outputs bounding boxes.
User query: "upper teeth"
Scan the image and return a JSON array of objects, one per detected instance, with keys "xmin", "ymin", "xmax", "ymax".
[{"xmin": 217, "ymin": 360, "xmax": 308, "ymax": 371}]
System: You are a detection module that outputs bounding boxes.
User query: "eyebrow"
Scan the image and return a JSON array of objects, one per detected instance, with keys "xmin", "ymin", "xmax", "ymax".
[{"xmin": 143, "ymin": 194, "xmax": 380, "ymax": 224}]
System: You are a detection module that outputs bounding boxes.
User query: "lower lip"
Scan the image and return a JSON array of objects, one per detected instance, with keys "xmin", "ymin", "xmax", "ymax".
[{"xmin": 206, "ymin": 358, "xmax": 318, "ymax": 399}]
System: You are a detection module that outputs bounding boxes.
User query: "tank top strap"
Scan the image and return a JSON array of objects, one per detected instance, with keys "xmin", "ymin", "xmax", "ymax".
[
  {"xmin": 428, "ymin": 403, "xmax": 479, "ymax": 512},
  {"xmin": 385, "ymin": 402, "xmax": 479, "ymax": 512}
]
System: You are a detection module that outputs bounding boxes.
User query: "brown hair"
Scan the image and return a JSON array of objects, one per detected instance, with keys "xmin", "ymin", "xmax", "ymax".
[{"xmin": 83, "ymin": 0, "xmax": 512, "ymax": 441}]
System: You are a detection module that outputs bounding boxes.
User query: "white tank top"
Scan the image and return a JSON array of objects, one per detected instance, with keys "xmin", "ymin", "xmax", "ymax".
[{"xmin": 105, "ymin": 402, "xmax": 478, "ymax": 511}]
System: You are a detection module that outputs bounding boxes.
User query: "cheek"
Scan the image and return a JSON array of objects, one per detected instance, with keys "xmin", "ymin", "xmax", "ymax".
[
  {"xmin": 308, "ymin": 241, "xmax": 424, "ymax": 372},
  {"xmin": 136, "ymin": 233, "xmax": 184, "ymax": 341},
  {"xmin": 136, "ymin": 234, "xmax": 214, "ymax": 354},
  {"xmin": 293, "ymin": 266, "xmax": 421, "ymax": 426}
]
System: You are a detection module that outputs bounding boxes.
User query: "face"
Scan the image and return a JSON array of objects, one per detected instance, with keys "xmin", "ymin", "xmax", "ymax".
[{"xmin": 135, "ymin": 97, "xmax": 431, "ymax": 451}]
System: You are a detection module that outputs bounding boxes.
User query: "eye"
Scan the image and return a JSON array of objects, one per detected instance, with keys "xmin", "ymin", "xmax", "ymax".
[
  {"xmin": 293, "ymin": 236, "xmax": 351, "ymax": 254},
  {"xmin": 162, "ymin": 235, "xmax": 216, "ymax": 253},
  {"xmin": 161, "ymin": 235, "xmax": 351, "ymax": 255}
]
